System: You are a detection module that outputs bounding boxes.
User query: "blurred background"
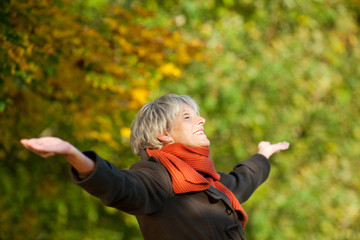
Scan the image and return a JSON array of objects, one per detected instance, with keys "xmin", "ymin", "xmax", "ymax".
[{"xmin": 1, "ymin": 0, "xmax": 360, "ymax": 239}]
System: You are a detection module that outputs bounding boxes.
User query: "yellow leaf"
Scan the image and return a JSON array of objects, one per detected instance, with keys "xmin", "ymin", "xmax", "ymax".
[
  {"xmin": 131, "ymin": 87, "xmax": 149, "ymax": 103},
  {"xmin": 129, "ymin": 87, "xmax": 149, "ymax": 109},
  {"xmin": 158, "ymin": 63, "xmax": 182, "ymax": 78},
  {"xmin": 120, "ymin": 127, "xmax": 131, "ymax": 138}
]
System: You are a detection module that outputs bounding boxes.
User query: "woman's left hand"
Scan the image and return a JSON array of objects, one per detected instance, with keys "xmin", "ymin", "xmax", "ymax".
[{"xmin": 257, "ymin": 141, "xmax": 290, "ymax": 159}]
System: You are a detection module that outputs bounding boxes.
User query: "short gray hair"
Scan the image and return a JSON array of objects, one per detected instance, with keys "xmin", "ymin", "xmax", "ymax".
[{"xmin": 130, "ymin": 94, "xmax": 199, "ymax": 155}]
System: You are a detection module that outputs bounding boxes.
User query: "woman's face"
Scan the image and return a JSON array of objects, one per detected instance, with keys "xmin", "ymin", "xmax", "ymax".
[{"xmin": 166, "ymin": 104, "xmax": 210, "ymax": 147}]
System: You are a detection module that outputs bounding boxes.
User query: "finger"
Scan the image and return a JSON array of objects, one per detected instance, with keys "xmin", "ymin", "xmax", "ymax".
[
  {"xmin": 274, "ymin": 142, "xmax": 290, "ymax": 151},
  {"xmin": 39, "ymin": 152, "xmax": 55, "ymax": 158},
  {"xmin": 280, "ymin": 142, "xmax": 290, "ymax": 148},
  {"xmin": 20, "ymin": 139, "xmax": 31, "ymax": 148},
  {"xmin": 24, "ymin": 141, "xmax": 51, "ymax": 154},
  {"xmin": 28, "ymin": 148, "xmax": 55, "ymax": 158},
  {"xmin": 21, "ymin": 139, "xmax": 56, "ymax": 158},
  {"xmin": 25, "ymin": 142, "xmax": 44, "ymax": 152}
]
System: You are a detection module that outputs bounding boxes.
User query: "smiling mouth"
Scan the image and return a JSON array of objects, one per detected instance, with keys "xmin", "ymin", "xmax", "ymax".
[{"xmin": 194, "ymin": 130, "xmax": 205, "ymax": 135}]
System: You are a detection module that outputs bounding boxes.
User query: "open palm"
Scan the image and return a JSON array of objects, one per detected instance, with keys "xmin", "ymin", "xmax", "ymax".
[
  {"xmin": 20, "ymin": 137, "xmax": 72, "ymax": 158},
  {"xmin": 258, "ymin": 141, "xmax": 290, "ymax": 159}
]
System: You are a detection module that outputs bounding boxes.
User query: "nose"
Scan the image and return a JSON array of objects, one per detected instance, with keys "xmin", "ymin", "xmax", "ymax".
[{"xmin": 198, "ymin": 116, "xmax": 206, "ymax": 125}]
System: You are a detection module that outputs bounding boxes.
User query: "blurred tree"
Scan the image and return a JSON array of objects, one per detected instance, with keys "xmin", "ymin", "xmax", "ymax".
[{"xmin": 0, "ymin": 0, "xmax": 202, "ymax": 239}]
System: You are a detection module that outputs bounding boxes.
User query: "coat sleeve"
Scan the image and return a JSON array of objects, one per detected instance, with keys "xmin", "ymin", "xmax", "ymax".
[
  {"xmin": 70, "ymin": 151, "xmax": 172, "ymax": 215},
  {"xmin": 219, "ymin": 153, "xmax": 270, "ymax": 203}
]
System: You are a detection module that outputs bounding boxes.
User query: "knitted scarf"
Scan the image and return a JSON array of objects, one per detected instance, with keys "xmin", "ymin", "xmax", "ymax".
[{"xmin": 146, "ymin": 143, "xmax": 248, "ymax": 229}]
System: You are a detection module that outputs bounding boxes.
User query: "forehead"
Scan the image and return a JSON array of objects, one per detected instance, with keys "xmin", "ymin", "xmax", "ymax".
[{"xmin": 178, "ymin": 104, "xmax": 197, "ymax": 114}]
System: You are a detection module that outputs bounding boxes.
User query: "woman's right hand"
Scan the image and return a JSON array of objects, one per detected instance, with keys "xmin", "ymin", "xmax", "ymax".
[
  {"xmin": 20, "ymin": 137, "xmax": 73, "ymax": 158},
  {"xmin": 20, "ymin": 137, "xmax": 95, "ymax": 173}
]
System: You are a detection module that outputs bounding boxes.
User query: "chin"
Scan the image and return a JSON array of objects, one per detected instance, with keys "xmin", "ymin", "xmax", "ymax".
[
  {"xmin": 201, "ymin": 140, "xmax": 211, "ymax": 147},
  {"xmin": 187, "ymin": 142, "xmax": 210, "ymax": 148}
]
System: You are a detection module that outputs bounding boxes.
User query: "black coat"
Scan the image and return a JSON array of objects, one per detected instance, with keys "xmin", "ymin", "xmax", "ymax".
[{"xmin": 71, "ymin": 150, "xmax": 270, "ymax": 240}]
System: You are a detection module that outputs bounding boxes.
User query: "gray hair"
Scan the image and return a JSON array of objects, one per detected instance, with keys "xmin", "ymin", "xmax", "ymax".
[{"xmin": 130, "ymin": 94, "xmax": 199, "ymax": 155}]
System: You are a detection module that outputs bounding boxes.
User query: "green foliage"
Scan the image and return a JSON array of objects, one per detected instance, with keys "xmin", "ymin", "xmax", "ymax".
[
  {"xmin": 2, "ymin": 0, "xmax": 360, "ymax": 239},
  {"xmin": 143, "ymin": 0, "xmax": 360, "ymax": 239}
]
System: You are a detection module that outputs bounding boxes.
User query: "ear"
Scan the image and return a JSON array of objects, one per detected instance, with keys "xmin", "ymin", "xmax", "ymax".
[{"xmin": 157, "ymin": 133, "xmax": 174, "ymax": 144}]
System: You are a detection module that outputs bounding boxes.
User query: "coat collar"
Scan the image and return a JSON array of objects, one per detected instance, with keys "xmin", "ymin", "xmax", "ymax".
[{"xmin": 139, "ymin": 149, "xmax": 150, "ymax": 161}]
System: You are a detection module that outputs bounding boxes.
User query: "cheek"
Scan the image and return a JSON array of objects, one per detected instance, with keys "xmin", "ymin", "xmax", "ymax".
[
  {"xmin": 174, "ymin": 128, "xmax": 191, "ymax": 141},
  {"xmin": 170, "ymin": 127, "xmax": 185, "ymax": 139}
]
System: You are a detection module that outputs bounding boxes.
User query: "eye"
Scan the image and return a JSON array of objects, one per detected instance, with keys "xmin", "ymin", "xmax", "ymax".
[{"xmin": 183, "ymin": 114, "xmax": 190, "ymax": 119}]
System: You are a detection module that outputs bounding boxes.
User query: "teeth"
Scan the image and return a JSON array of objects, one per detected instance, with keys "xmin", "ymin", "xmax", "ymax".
[{"xmin": 194, "ymin": 131, "xmax": 204, "ymax": 135}]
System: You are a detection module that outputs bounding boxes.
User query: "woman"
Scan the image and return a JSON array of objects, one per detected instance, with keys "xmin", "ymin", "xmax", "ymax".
[{"xmin": 21, "ymin": 94, "xmax": 289, "ymax": 240}]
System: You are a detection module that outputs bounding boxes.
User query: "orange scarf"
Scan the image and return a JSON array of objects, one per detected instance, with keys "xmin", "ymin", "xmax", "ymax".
[{"xmin": 146, "ymin": 143, "xmax": 248, "ymax": 229}]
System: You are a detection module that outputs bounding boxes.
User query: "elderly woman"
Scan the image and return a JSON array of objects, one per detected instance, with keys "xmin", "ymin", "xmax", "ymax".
[{"xmin": 21, "ymin": 94, "xmax": 289, "ymax": 240}]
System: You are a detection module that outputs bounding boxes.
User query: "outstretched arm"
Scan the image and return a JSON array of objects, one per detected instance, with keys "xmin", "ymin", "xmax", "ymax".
[
  {"xmin": 20, "ymin": 137, "xmax": 95, "ymax": 174},
  {"xmin": 257, "ymin": 141, "xmax": 290, "ymax": 159}
]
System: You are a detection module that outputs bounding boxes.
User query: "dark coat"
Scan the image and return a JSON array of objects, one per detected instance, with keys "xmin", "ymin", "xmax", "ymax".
[{"xmin": 71, "ymin": 150, "xmax": 270, "ymax": 240}]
